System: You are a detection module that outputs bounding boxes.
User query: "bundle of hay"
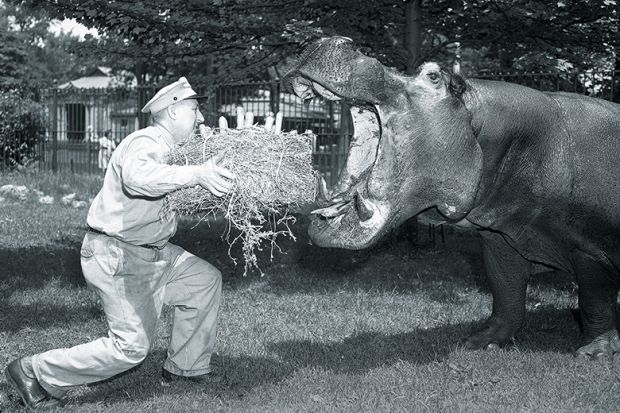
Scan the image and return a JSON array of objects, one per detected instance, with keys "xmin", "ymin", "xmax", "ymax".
[{"xmin": 164, "ymin": 125, "xmax": 317, "ymax": 274}]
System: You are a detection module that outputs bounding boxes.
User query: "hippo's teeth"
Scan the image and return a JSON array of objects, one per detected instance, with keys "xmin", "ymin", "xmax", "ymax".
[
  {"xmin": 317, "ymin": 176, "xmax": 332, "ymax": 202},
  {"xmin": 311, "ymin": 201, "xmax": 349, "ymax": 218},
  {"xmin": 355, "ymin": 191, "xmax": 375, "ymax": 222}
]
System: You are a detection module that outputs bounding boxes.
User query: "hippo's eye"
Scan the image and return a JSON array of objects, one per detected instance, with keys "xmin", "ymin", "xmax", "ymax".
[{"xmin": 427, "ymin": 72, "xmax": 441, "ymax": 83}]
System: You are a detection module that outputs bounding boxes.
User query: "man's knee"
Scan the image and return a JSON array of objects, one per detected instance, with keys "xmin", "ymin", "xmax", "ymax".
[
  {"xmin": 110, "ymin": 333, "xmax": 151, "ymax": 367},
  {"xmin": 196, "ymin": 259, "xmax": 222, "ymax": 288},
  {"xmin": 211, "ymin": 266, "xmax": 222, "ymax": 285},
  {"xmin": 188, "ymin": 261, "xmax": 221, "ymax": 307}
]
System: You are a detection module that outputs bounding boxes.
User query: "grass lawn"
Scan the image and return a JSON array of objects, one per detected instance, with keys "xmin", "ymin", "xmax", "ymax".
[{"xmin": 1, "ymin": 170, "xmax": 620, "ymax": 412}]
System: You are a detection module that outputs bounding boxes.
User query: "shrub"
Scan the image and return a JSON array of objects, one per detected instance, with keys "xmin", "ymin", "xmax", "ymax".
[{"xmin": 0, "ymin": 87, "xmax": 46, "ymax": 170}]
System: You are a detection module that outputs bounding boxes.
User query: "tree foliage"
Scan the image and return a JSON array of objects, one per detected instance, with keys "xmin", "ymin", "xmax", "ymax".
[
  {"xmin": 425, "ymin": 0, "xmax": 617, "ymax": 74},
  {"xmin": 0, "ymin": 1, "xmax": 110, "ymax": 87},
  {"xmin": 0, "ymin": 87, "xmax": 45, "ymax": 169},
  {"xmin": 3, "ymin": 0, "xmax": 619, "ymax": 87}
]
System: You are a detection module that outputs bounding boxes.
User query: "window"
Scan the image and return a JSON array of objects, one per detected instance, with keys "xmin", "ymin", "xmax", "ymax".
[{"xmin": 65, "ymin": 103, "xmax": 86, "ymax": 141}]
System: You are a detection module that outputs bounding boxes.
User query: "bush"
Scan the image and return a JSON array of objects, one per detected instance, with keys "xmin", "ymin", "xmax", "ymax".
[{"xmin": 0, "ymin": 88, "xmax": 46, "ymax": 170}]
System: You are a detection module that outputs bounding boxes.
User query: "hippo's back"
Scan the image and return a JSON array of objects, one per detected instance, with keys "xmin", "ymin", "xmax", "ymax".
[{"xmin": 546, "ymin": 92, "xmax": 620, "ymax": 236}]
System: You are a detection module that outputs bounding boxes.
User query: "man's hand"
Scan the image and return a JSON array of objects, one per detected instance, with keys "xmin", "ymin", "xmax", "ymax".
[{"xmin": 195, "ymin": 153, "xmax": 235, "ymax": 197}]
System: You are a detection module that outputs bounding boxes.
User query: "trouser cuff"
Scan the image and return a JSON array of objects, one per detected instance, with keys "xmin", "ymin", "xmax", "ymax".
[
  {"xmin": 163, "ymin": 359, "xmax": 211, "ymax": 377},
  {"xmin": 31, "ymin": 355, "xmax": 70, "ymax": 400}
]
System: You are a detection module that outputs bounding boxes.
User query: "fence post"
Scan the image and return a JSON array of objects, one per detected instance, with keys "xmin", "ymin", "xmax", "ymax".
[
  {"xmin": 270, "ymin": 82, "xmax": 280, "ymax": 115},
  {"xmin": 138, "ymin": 86, "xmax": 148, "ymax": 129},
  {"xmin": 87, "ymin": 139, "xmax": 92, "ymax": 174},
  {"xmin": 52, "ymin": 88, "xmax": 58, "ymax": 173}
]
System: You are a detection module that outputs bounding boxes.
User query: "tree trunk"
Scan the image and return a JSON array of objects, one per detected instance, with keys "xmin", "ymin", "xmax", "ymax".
[
  {"xmin": 404, "ymin": 0, "xmax": 422, "ymax": 75},
  {"xmin": 615, "ymin": 48, "xmax": 620, "ymax": 103},
  {"xmin": 135, "ymin": 60, "xmax": 146, "ymax": 85},
  {"xmin": 614, "ymin": 2, "xmax": 620, "ymax": 102}
]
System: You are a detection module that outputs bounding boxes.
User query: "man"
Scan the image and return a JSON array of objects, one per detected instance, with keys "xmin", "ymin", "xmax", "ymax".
[
  {"xmin": 4, "ymin": 77, "xmax": 235, "ymax": 409},
  {"xmin": 98, "ymin": 129, "xmax": 116, "ymax": 173}
]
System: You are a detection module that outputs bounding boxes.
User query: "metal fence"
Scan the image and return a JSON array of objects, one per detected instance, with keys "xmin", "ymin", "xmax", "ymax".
[
  {"xmin": 2, "ymin": 70, "xmax": 619, "ymax": 178},
  {"xmin": 32, "ymin": 82, "xmax": 351, "ymax": 184},
  {"xmin": 478, "ymin": 70, "xmax": 620, "ymax": 101}
]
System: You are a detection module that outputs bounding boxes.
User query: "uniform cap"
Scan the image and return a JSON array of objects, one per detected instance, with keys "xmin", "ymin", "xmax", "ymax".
[{"xmin": 141, "ymin": 77, "xmax": 207, "ymax": 114}]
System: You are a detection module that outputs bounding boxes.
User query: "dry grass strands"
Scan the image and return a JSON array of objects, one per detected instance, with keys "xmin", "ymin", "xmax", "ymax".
[{"xmin": 164, "ymin": 126, "xmax": 317, "ymax": 275}]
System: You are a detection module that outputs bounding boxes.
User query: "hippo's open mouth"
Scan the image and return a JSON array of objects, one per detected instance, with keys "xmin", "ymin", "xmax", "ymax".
[
  {"xmin": 289, "ymin": 76, "xmax": 394, "ymax": 249},
  {"xmin": 284, "ymin": 36, "xmax": 483, "ymax": 250}
]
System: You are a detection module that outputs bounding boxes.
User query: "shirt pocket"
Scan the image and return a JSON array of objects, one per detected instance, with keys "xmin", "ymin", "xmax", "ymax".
[
  {"xmin": 80, "ymin": 235, "xmax": 121, "ymax": 276},
  {"xmin": 115, "ymin": 243, "xmax": 160, "ymax": 278},
  {"xmin": 80, "ymin": 236, "xmax": 96, "ymax": 259},
  {"xmin": 80, "ymin": 246, "xmax": 95, "ymax": 259}
]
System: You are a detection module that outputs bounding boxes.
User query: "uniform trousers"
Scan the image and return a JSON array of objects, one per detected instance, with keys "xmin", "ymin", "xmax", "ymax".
[{"xmin": 31, "ymin": 231, "xmax": 222, "ymax": 398}]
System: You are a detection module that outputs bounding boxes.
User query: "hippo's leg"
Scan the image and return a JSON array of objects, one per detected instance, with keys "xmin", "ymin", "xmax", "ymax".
[
  {"xmin": 573, "ymin": 256, "xmax": 620, "ymax": 359},
  {"xmin": 465, "ymin": 231, "xmax": 531, "ymax": 349}
]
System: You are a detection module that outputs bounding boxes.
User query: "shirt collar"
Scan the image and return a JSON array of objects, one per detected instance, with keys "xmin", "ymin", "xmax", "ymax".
[{"xmin": 154, "ymin": 125, "xmax": 176, "ymax": 149}]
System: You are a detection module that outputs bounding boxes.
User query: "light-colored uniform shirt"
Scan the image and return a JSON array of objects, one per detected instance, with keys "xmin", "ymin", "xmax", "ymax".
[{"xmin": 87, "ymin": 126, "xmax": 200, "ymax": 247}]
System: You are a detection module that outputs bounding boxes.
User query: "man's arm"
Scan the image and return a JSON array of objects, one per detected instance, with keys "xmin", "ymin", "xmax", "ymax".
[{"xmin": 120, "ymin": 137, "xmax": 233, "ymax": 198}]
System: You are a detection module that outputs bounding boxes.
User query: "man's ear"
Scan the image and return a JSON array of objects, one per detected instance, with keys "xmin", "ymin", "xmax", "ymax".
[{"xmin": 166, "ymin": 104, "xmax": 177, "ymax": 120}]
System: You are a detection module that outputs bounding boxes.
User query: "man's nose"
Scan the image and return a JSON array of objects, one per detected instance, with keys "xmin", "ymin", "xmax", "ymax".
[{"xmin": 197, "ymin": 110, "xmax": 205, "ymax": 124}]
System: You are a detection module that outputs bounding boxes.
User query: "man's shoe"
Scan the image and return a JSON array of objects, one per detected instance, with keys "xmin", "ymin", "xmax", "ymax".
[
  {"xmin": 161, "ymin": 368, "xmax": 223, "ymax": 385},
  {"xmin": 4, "ymin": 358, "xmax": 62, "ymax": 409}
]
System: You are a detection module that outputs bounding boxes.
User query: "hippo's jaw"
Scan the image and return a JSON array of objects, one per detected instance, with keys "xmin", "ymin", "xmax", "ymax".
[
  {"xmin": 300, "ymin": 84, "xmax": 397, "ymax": 249},
  {"xmin": 311, "ymin": 112, "xmax": 391, "ymax": 249}
]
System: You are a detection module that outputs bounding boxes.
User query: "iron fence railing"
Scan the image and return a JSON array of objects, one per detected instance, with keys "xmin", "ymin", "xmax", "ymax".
[
  {"xmin": 2, "ymin": 70, "xmax": 619, "ymax": 179},
  {"xmin": 32, "ymin": 81, "xmax": 353, "ymax": 184},
  {"xmin": 477, "ymin": 70, "xmax": 620, "ymax": 102}
]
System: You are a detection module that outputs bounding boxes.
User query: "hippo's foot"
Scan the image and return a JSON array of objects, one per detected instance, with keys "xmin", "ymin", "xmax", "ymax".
[
  {"xmin": 575, "ymin": 329, "xmax": 620, "ymax": 360},
  {"xmin": 465, "ymin": 316, "xmax": 517, "ymax": 350}
]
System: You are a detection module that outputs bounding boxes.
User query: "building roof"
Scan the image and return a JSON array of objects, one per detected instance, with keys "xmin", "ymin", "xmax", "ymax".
[
  {"xmin": 58, "ymin": 75, "xmax": 113, "ymax": 89},
  {"xmin": 58, "ymin": 67, "xmax": 135, "ymax": 89}
]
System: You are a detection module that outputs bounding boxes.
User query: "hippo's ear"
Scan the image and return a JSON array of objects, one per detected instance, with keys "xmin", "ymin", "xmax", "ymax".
[{"xmin": 442, "ymin": 70, "xmax": 467, "ymax": 99}]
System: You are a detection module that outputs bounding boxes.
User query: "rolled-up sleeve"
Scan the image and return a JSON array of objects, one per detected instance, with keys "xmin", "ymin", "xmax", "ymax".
[{"xmin": 120, "ymin": 136, "xmax": 200, "ymax": 197}]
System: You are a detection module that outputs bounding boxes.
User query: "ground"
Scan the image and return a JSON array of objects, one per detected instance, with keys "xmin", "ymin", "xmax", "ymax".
[{"xmin": 1, "ymin": 171, "xmax": 620, "ymax": 412}]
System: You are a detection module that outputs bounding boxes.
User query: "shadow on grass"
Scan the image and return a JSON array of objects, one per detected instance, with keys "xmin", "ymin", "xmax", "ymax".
[
  {"xmin": 268, "ymin": 306, "xmax": 580, "ymax": 376},
  {"xmin": 0, "ymin": 234, "xmax": 100, "ymax": 333},
  {"xmin": 0, "ymin": 214, "xmax": 579, "ymax": 335},
  {"xmin": 62, "ymin": 306, "xmax": 581, "ymax": 411},
  {"xmin": 0, "ymin": 237, "xmax": 84, "ymax": 288},
  {"xmin": 44, "ymin": 324, "xmax": 469, "ymax": 409},
  {"xmin": 173, "ymin": 216, "xmax": 492, "ymax": 300}
]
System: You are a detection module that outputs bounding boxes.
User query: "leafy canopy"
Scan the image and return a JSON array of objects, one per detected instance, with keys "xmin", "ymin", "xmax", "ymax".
[{"xmin": 4, "ymin": 0, "xmax": 618, "ymax": 86}]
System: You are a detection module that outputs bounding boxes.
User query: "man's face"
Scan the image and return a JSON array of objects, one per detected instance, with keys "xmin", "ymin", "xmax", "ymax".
[{"xmin": 171, "ymin": 99, "xmax": 204, "ymax": 141}]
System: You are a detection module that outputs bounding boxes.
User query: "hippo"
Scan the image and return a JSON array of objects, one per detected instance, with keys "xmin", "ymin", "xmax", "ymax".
[{"xmin": 283, "ymin": 36, "xmax": 620, "ymax": 358}]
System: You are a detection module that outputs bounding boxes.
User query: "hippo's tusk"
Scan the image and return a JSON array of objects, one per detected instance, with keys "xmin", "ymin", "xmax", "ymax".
[
  {"xmin": 317, "ymin": 176, "xmax": 332, "ymax": 202},
  {"xmin": 355, "ymin": 191, "xmax": 375, "ymax": 222}
]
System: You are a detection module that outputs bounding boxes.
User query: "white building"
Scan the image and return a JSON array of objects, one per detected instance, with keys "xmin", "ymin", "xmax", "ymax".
[{"xmin": 49, "ymin": 67, "xmax": 139, "ymax": 142}]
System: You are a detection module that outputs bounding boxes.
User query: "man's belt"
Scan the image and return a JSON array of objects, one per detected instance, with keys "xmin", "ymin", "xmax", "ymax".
[
  {"xmin": 87, "ymin": 226, "xmax": 163, "ymax": 250},
  {"xmin": 87, "ymin": 226, "xmax": 107, "ymax": 236}
]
